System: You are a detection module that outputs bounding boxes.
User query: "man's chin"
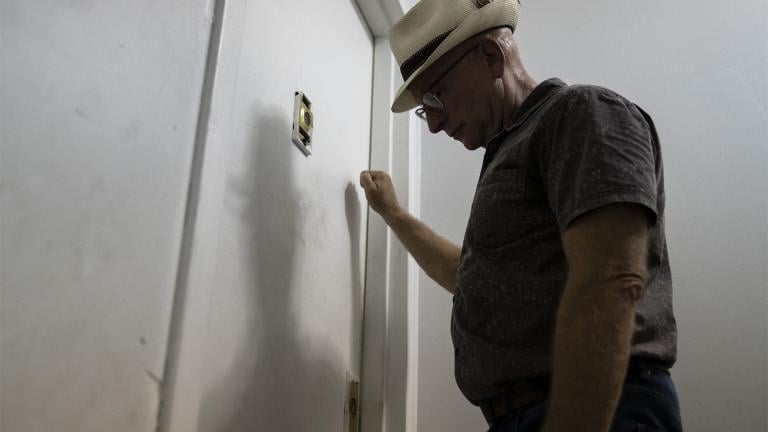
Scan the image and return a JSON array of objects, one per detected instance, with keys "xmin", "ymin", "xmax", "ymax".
[{"xmin": 461, "ymin": 139, "xmax": 482, "ymax": 151}]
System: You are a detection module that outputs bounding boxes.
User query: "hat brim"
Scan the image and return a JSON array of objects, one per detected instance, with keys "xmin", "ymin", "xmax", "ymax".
[{"xmin": 390, "ymin": 0, "xmax": 519, "ymax": 113}]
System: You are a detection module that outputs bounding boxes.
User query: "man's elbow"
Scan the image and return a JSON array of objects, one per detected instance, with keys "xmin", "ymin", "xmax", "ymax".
[
  {"xmin": 565, "ymin": 272, "xmax": 648, "ymax": 310},
  {"xmin": 612, "ymin": 276, "xmax": 647, "ymax": 305},
  {"xmin": 438, "ymin": 271, "xmax": 457, "ymax": 294}
]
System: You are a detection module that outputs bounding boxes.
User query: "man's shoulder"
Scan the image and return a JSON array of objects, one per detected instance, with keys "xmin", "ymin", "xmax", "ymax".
[
  {"xmin": 556, "ymin": 83, "xmax": 632, "ymax": 107},
  {"xmin": 541, "ymin": 83, "xmax": 645, "ymax": 127},
  {"xmin": 512, "ymin": 83, "xmax": 620, "ymax": 127}
]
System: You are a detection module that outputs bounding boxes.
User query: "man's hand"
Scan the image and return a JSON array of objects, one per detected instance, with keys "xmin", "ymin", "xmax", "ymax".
[
  {"xmin": 360, "ymin": 170, "xmax": 401, "ymax": 220},
  {"xmin": 359, "ymin": 169, "xmax": 461, "ymax": 293}
]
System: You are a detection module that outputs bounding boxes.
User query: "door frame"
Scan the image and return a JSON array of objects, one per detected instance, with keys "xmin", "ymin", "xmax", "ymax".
[
  {"xmin": 157, "ymin": 1, "xmax": 421, "ymax": 431},
  {"xmin": 357, "ymin": 1, "xmax": 421, "ymax": 431}
]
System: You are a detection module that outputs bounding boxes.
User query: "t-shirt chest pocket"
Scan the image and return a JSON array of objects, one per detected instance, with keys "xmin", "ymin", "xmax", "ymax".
[{"xmin": 466, "ymin": 168, "xmax": 541, "ymax": 248}]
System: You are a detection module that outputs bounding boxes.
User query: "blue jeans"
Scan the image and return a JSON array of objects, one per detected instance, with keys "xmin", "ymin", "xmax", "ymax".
[{"xmin": 487, "ymin": 366, "xmax": 683, "ymax": 432}]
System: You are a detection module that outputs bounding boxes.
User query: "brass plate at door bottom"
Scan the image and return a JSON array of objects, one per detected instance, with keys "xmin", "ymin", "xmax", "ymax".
[{"xmin": 346, "ymin": 374, "xmax": 360, "ymax": 432}]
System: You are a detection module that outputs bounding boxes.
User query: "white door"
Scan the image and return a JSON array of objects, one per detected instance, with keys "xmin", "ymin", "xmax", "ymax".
[{"xmin": 194, "ymin": 1, "xmax": 373, "ymax": 431}]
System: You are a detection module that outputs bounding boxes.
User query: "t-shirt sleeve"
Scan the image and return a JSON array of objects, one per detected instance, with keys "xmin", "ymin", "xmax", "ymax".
[{"xmin": 542, "ymin": 87, "xmax": 659, "ymax": 231}]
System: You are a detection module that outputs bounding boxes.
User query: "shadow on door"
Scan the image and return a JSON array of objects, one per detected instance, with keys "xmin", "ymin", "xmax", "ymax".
[{"xmin": 199, "ymin": 103, "xmax": 363, "ymax": 431}]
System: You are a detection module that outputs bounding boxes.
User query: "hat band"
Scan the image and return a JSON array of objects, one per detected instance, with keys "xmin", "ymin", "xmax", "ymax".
[{"xmin": 399, "ymin": 28, "xmax": 455, "ymax": 82}]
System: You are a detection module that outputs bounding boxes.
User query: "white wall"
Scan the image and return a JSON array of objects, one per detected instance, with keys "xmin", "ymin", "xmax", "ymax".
[
  {"xmin": 0, "ymin": 1, "xmax": 213, "ymax": 431},
  {"xmin": 416, "ymin": 1, "xmax": 768, "ymax": 431},
  {"xmin": 417, "ymin": 138, "xmax": 485, "ymax": 431}
]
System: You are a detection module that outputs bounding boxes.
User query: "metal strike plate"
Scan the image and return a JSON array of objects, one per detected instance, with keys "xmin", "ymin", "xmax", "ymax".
[
  {"xmin": 292, "ymin": 91, "xmax": 313, "ymax": 155},
  {"xmin": 345, "ymin": 374, "xmax": 360, "ymax": 432}
]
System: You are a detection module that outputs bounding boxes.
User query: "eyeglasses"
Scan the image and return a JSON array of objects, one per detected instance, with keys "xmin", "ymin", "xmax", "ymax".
[{"xmin": 414, "ymin": 45, "xmax": 476, "ymax": 121}]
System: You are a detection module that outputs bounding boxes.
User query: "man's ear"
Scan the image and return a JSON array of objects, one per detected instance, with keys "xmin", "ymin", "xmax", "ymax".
[{"xmin": 477, "ymin": 38, "xmax": 505, "ymax": 78}]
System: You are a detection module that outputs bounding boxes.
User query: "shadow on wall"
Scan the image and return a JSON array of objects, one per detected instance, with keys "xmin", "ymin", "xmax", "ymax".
[
  {"xmin": 345, "ymin": 182, "xmax": 364, "ymax": 360},
  {"xmin": 200, "ymin": 104, "xmax": 352, "ymax": 431}
]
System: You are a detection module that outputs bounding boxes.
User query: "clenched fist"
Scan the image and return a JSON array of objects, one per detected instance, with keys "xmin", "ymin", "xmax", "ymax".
[{"xmin": 359, "ymin": 170, "xmax": 401, "ymax": 219}]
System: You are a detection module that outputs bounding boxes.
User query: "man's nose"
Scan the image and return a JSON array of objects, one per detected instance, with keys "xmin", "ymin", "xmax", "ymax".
[{"xmin": 426, "ymin": 110, "xmax": 445, "ymax": 134}]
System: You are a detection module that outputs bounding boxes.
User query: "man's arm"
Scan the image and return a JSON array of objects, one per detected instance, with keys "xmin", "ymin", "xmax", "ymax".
[
  {"xmin": 542, "ymin": 203, "xmax": 651, "ymax": 432},
  {"xmin": 360, "ymin": 170, "xmax": 461, "ymax": 294}
]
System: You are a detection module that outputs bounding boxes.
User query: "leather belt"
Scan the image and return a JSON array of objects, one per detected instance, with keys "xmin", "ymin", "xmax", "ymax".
[
  {"xmin": 479, "ymin": 377, "xmax": 549, "ymax": 426},
  {"xmin": 478, "ymin": 357, "xmax": 671, "ymax": 426}
]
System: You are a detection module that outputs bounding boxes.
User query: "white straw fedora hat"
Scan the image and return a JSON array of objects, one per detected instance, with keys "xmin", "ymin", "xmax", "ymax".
[{"xmin": 389, "ymin": 0, "xmax": 520, "ymax": 113}]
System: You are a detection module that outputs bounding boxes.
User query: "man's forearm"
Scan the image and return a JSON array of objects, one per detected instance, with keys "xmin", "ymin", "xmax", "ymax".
[
  {"xmin": 383, "ymin": 208, "xmax": 461, "ymax": 293},
  {"xmin": 542, "ymin": 279, "xmax": 640, "ymax": 432}
]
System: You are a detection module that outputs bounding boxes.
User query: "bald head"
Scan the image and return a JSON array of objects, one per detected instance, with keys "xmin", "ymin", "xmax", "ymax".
[{"xmin": 487, "ymin": 26, "xmax": 515, "ymax": 50}]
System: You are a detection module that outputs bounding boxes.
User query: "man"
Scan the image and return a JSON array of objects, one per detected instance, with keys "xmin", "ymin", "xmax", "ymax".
[{"xmin": 359, "ymin": 0, "xmax": 682, "ymax": 431}]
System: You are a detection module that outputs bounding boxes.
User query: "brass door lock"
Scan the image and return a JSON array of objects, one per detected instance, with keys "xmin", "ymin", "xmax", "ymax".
[
  {"xmin": 346, "ymin": 376, "xmax": 360, "ymax": 432},
  {"xmin": 292, "ymin": 91, "xmax": 313, "ymax": 155}
]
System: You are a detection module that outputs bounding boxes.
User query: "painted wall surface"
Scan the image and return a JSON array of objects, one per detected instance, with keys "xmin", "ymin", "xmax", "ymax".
[
  {"xmin": 416, "ymin": 1, "xmax": 768, "ymax": 431},
  {"xmin": 0, "ymin": 1, "xmax": 212, "ymax": 432},
  {"xmin": 193, "ymin": 1, "xmax": 373, "ymax": 431},
  {"xmin": 417, "ymin": 139, "xmax": 485, "ymax": 431}
]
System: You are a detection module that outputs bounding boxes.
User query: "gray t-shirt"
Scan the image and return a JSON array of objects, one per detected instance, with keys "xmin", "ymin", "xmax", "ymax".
[{"xmin": 452, "ymin": 78, "xmax": 678, "ymax": 404}]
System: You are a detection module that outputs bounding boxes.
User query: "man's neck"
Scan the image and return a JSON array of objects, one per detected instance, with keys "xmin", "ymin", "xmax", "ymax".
[{"xmin": 503, "ymin": 72, "xmax": 538, "ymax": 129}]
